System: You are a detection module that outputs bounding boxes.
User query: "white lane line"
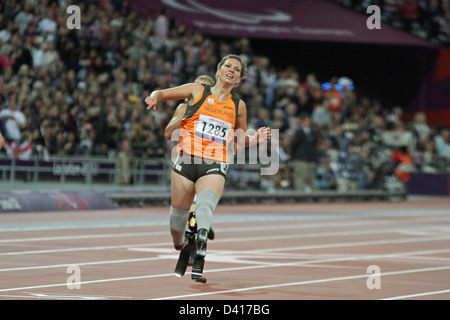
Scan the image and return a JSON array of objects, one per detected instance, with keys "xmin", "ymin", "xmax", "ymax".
[
  {"xmin": 0, "ymin": 293, "xmax": 130, "ymax": 300},
  {"xmin": 0, "ymin": 220, "xmax": 167, "ymax": 232},
  {"xmin": 1, "ymin": 210, "xmax": 448, "ymax": 244},
  {"xmin": 0, "ymin": 220, "xmax": 371, "ymax": 242},
  {"xmin": 0, "ymin": 228, "xmax": 450, "ymax": 256},
  {"xmin": 24, "ymin": 292, "xmax": 132, "ymax": 300},
  {"xmin": 0, "ymin": 257, "xmax": 167, "ymax": 272},
  {"xmin": 221, "ymin": 235, "xmax": 450, "ymax": 255},
  {"xmin": 0, "ymin": 242, "xmax": 163, "ymax": 256},
  {"xmin": 152, "ymin": 265, "xmax": 450, "ymax": 300},
  {"xmin": 1, "ymin": 217, "xmax": 447, "ymax": 244},
  {"xmin": 0, "ymin": 232, "xmax": 164, "ymax": 243},
  {"xmin": 1, "ymin": 234, "xmax": 450, "ymax": 273},
  {"xmin": 0, "ymin": 272, "xmax": 175, "ymax": 293},
  {"xmin": 0, "ymin": 220, "xmax": 383, "ymax": 243},
  {"xmin": 1, "ymin": 225, "xmax": 450, "ymax": 257},
  {"xmin": 382, "ymin": 289, "xmax": 450, "ymax": 300},
  {"xmin": 0, "ymin": 208, "xmax": 448, "ymax": 233},
  {"xmin": 1, "ymin": 247, "xmax": 449, "ymax": 295}
]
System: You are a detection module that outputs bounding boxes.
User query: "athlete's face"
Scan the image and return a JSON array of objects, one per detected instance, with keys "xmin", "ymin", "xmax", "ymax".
[{"xmin": 217, "ymin": 58, "xmax": 242, "ymax": 86}]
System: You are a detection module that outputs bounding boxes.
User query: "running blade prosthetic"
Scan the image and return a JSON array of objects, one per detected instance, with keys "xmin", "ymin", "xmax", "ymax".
[
  {"xmin": 191, "ymin": 228, "xmax": 208, "ymax": 283},
  {"xmin": 174, "ymin": 231, "xmax": 195, "ymax": 277}
]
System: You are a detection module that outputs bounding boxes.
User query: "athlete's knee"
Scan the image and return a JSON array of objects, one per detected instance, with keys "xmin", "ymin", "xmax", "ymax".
[
  {"xmin": 196, "ymin": 190, "xmax": 219, "ymax": 213},
  {"xmin": 195, "ymin": 190, "xmax": 219, "ymax": 231},
  {"xmin": 169, "ymin": 206, "xmax": 190, "ymax": 232}
]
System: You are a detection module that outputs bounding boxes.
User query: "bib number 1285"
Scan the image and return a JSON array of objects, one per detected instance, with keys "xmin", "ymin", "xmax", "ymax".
[{"xmin": 195, "ymin": 115, "xmax": 231, "ymax": 145}]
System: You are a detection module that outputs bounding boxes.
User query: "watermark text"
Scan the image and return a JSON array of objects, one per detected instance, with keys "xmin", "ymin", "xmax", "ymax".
[{"xmin": 366, "ymin": 265, "xmax": 381, "ymax": 289}]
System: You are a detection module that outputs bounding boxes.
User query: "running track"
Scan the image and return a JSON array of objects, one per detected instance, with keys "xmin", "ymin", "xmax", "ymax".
[{"xmin": 0, "ymin": 196, "xmax": 449, "ymax": 300}]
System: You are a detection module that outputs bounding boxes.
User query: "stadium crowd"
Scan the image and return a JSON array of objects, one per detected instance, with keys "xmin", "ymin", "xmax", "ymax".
[
  {"xmin": 0, "ymin": 0, "xmax": 449, "ymax": 191},
  {"xmin": 333, "ymin": 0, "xmax": 450, "ymax": 48}
]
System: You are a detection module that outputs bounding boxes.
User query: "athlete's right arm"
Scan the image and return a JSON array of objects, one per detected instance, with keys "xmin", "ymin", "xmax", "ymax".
[
  {"xmin": 164, "ymin": 103, "xmax": 187, "ymax": 140},
  {"xmin": 145, "ymin": 83, "xmax": 203, "ymax": 110},
  {"xmin": 0, "ymin": 132, "xmax": 4, "ymax": 149},
  {"xmin": 235, "ymin": 100, "xmax": 271, "ymax": 149}
]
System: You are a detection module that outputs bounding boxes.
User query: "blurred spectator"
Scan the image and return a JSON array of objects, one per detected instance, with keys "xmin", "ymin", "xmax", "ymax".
[
  {"xmin": 0, "ymin": 95, "xmax": 27, "ymax": 142},
  {"xmin": 0, "ymin": 132, "xmax": 4, "ymax": 149},
  {"xmin": 37, "ymin": 8, "xmax": 58, "ymax": 42},
  {"xmin": 435, "ymin": 128, "xmax": 450, "ymax": 160},
  {"xmin": 30, "ymin": 127, "xmax": 49, "ymax": 161},
  {"xmin": 421, "ymin": 138, "xmax": 441, "ymax": 172},
  {"xmin": 316, "ymin": 157, "xmax": 337, "ymax": 190},
  {"xmin": 324, "ymin": 82, "xmax": 344, "ymax": 115},
  {"xmin": 400, "ymin": 0, "xmax": 420, "ymax": 32},
  {"xmin": 311, "ymin": 100, "xmax": 332, "ymax": 129},
  {"xmin": 289, "ymin": 112, "xmax": 320, "ymax": 192},
  {"xmin": 78, "ymin": 122, "xmax": 95, "ymax": 155},
  {"xmin": 270, "ymin": 109, "xmax": 289, "ymax": 135},
  {"xmin": 31, "ymin": 36, "xmax": 46, "ymax": 67},
  {"xmin": 61, "ymin": 132, "xmax": 77, "ymax": 156},
  {"xmin": 0, "ymin": 42, "xmax": 18, "ymax": 72},
  {"xmin": 302, "ymin": 73, "xmax": 324, "ymax": 113},
  {"xmin": 383, "ymin": 0, "xmax": 401, "ymax": 24},
  {"xmin": 285, "ymin": 102, "xmax": 299, "ymax": 133},
  {"xmin": 391, "ymin": 146, "xmax": 415, "ymax": 182},
  {"xmin": 0, "ymin": 20, "xmax": 15, "ymax": 43},
  {"xmin": 14, "ymin": 2, "xmax": 34, "ymax": 35},
  {"xmin": 381, "ymin": 120, "xmax": 415, "ymax": 148},
  {"xmin": 252, "ymin": 108, "xmax": 270, "ymax": 129},
  {"xmin": 340, "ymin": 142, "xmax": 375, "ymax": 190},
  {"xmin": 117, "ymin": 138, "xmax": 131, "ymax": 185},
  {"xmin": 411, "ymin": 111, "xmax": 430, "ymax": 141},
  {"xmin": 435, "ymin": 2, "xmax": 450, "ymax": 47},
  {"xmin": 3, "ymin": 131, "xmax": 33, "ymax": 160},
  {"xmin": 154, "ymin": 9, "xmax": 169, "ymax": 43}
]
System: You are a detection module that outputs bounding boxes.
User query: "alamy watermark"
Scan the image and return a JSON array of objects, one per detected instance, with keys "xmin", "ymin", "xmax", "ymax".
[
  {"xmin": 366, "ymin": 5, "xmax": 381, "ymax": 30},
  {"xmin": 66, "ymin": 265, "xmax": 81, "ymax": 289},
  {"xmin": 169, "ymin": 128, "xmax": 280, "ymax": 176},
  {"xmin": 366, "ymin": 265, "xmax": 381, "ymax": 290},
  {"xmin": 66, "ymin": 5, "xmax": 81, "ymax": 30}
]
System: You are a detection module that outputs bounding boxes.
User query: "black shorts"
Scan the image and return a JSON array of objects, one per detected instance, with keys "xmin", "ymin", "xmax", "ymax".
[{"xmin": 172, "ymin": 154, "xmax": 228, "ymax": 182}]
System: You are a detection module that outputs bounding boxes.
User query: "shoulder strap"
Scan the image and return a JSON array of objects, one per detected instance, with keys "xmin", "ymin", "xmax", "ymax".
[
  {"xmin": 231, "ymin": 95, "xmax": 240, "ymax": 125},
  {"xmin": 182, "ymin": 84, "xmax": 210, "ymax": 119}
]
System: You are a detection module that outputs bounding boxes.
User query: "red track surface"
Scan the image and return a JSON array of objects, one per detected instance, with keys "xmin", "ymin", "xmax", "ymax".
[{"xmin": 0, "ymin": 196, "xmax": 449, "ymax": 300}]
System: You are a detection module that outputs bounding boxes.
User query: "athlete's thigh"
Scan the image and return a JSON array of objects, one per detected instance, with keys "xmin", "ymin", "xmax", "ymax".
[
  {"xmin": 195, "ymin": 174, "xmax": 226, "ymax": 200},
  {"xmin": 171, "ymin": 170, "xmax": 196, "ymax": 210}
]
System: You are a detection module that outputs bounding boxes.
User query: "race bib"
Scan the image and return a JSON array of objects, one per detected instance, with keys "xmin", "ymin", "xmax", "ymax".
[{"xmin": 195, "ymin": 114, "xmax": 232, "ymax": 145}]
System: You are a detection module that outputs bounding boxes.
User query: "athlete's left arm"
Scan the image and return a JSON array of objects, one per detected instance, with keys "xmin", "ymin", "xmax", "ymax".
[
  {"xmin": 235, "ymin": 100, "xmax": 271, "ymax": 148},
  {"xmin": 145, "ymin": 83, "xmax": 204, "ymax": 110}
]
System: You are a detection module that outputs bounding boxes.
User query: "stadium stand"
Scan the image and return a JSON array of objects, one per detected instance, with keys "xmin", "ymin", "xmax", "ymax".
[
  {"xmin": 332, "ymin": 0, "xmax": 450, "ymax": 49},
  {"xmin": 0, "ymin": 1, "xmax": 448, "ymax": 206}
]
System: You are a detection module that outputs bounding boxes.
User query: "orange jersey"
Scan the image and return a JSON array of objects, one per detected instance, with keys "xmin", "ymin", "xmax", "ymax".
[{"xmin": 177, "ymin": 84, "xmax": 240, "ymax": 162}]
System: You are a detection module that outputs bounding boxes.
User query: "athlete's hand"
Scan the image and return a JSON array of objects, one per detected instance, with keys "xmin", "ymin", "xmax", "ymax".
[
  {"xmin": 257, "ymin": 127, "xmax": 271, "ymax": 144},
  {"xmin": 145, "ymin": 95, "xmax": 158, "ymax": 110},
  {"xmin": 145, "ymin": 91, "xmax": 162, "ymax": 110}
]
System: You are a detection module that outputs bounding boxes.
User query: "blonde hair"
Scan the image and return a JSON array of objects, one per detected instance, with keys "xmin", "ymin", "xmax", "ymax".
[{"xmin": 194, "ymin": 75, "xmax": 215, "ymax": 86}]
